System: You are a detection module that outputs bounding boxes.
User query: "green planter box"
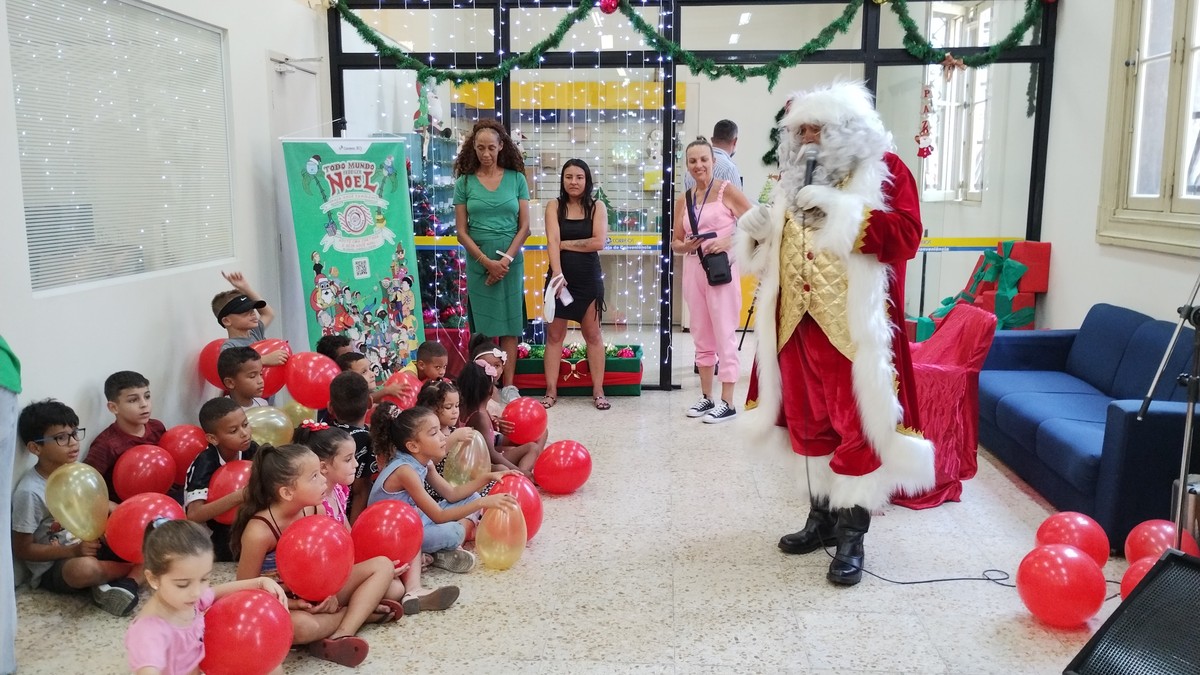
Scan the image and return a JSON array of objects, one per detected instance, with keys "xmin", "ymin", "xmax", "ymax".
[{"xmin": 512, "ymin": 345, "xmax": 643, "ymax": 396}]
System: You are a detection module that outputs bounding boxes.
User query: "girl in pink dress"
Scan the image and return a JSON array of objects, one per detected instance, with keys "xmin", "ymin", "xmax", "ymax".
[{"xmin": 125, "ymin": 519, "xmax": 287, "ymax": 675}]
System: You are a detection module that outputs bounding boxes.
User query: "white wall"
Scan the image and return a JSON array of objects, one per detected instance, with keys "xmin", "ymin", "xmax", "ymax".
[
  {"xmin": 0, "ymin": 0, "xmax": 329, "ymax": 469},
  {"xmin": 1040, "ymin": 0, "xmax": 1198, "ymax": 327}
]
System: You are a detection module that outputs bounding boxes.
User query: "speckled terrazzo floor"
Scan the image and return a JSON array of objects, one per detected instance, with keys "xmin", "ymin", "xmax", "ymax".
[{"xmin": 12, "ymin": 332, "xmax": 1125, "ymax": 674}]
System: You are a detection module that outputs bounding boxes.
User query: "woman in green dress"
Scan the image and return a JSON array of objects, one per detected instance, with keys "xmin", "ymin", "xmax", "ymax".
[{"xmin": 453, "ymin": 119, "xmax": 530, "ymax": 402}]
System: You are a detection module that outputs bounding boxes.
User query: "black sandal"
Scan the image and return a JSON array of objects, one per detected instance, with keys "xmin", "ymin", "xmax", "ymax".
[
  {"xmin": 541, "ymin": 394, "xmax": 557, "ymax": 409},
  {"xmin": 593, "ymin": 396, "xmax": 611, "ymax": 410}
]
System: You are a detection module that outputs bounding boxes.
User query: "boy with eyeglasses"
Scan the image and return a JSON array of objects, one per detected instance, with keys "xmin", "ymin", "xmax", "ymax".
[{"xmin": 11, "ymin": 399, "xmax": 141, "ymax": 616}]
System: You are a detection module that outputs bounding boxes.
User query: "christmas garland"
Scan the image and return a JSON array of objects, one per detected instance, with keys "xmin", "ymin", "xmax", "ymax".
[
  {"xmin": 336, "ymin": 0, "xmax": 1043, "ymax": 89},
  {"xmin": 336, "ymin": 0, "xmax": 1048, "ymax": 166}
]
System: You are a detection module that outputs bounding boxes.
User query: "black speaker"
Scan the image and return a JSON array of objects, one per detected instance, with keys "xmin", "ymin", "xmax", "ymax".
[{"xmin": 1065, "ymin": 550, "xmax": 1200, "ymax": 674}]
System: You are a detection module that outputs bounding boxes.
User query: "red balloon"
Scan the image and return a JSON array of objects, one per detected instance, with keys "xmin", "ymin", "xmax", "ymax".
[
  {"xmin": 503, "ymin": 397, "xmax": 548, "ymax": 445},
  {"xmin": 1016, "ymin": 544, "xmax": 1107, "ymax": 628},
  {"xmin": 112, "ymin": 445, "xmax": 177, "ymax": 501},
  {"xmin": 277, "ymin": 514, "xmax": 354, "ymax": 601},
  {"xmin": 208, "ymin": 460, "xmax": 253, "ymax": 525},
  {"xmin": 351, "ymin": 501, "xmax": 424, "ymax": 564},
  {"xmin": 200, "ymin": 589, "xmax": 293, "ymax": 675},
  {"xmin": 251, "ymin": 339, "xmax": 292, "ymax": 398},
  {"xmin": 1125, "ymin": 519, "xmax": 1200, "ymax": 562},
  {"xmin": 533, "ymin": 440, "xmax": 592, "ymax": 495},
  {"xmin": 198, "ymin": 339, "xmax": 225, "ymax": 388},
  {"xmin": 106, "ymin": 493, "xmax": 186, "ymax": 563},
  {"xmin": 491, "ymin": 474, "xmax": 543, "ymax": 541},
  {"xmin": 1120, "ymin": 557, "xmax": 1157, "ymax": 600},
  {"xmin": 285, "ymin": 352, "xmax": 340, "ymax": 409},
  {"xmin": 380, "ymin": 371, "xmax": 422, "ymax": 410},
  {"xmin": 1036, "ymin": 512, "xmax": 1111, "ymax": 567},
  {"xmin": 159, "ymin": 425, "xmax": 208, "ymax": 485}
]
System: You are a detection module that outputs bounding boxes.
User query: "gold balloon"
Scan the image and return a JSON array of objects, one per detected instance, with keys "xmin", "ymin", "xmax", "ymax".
[
  {"xmin": 281, "ymin": 400, "xmax": 317, "ymax": 428},
  {"xmin": 245, "ymin": 406, "xmax": 294, "ymax": 447},
  {"xmin": 44, "ymin": 463, "xmax": 109, "ymax": 541},
  {"xmin": 476, "ymin": 504, "xmax": 527, "ymax": 570},
  {"xmin": 443, "ymin": 430, "xmax": 490, "ymax": 486}
]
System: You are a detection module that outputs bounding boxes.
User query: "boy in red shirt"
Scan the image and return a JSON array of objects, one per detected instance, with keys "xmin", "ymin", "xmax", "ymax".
[{"xmin": 84, "ymin": 371, "xmax": 166, "ymax": 502}]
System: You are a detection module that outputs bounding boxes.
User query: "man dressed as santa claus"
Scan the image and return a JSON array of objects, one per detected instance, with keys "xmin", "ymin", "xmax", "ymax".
[{"xmin": 736, "ymin": 81, "xmax": 935, "ymax": 586}]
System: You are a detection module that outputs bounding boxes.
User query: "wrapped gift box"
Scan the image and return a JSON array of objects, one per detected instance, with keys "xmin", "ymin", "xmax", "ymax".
[
  {"xmin": 999, "ymin": 241, "xmax": 1051, "ymax": 293},
  {"xmin": 974, "ymin": 291, "xmax": 1035, "ymax": 330},
  {"xmin": 960, "ymin": 254, "xmax": 998, "ymax": 303},
  {"xmin": 513, "ymin": 344, "xmax": 643, "ymax": 396}
]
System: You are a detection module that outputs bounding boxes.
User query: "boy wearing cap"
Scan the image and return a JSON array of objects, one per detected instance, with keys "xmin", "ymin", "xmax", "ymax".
[{"xmin": 211, "ymin": 271, "xmax": 288, "ymax": 366}]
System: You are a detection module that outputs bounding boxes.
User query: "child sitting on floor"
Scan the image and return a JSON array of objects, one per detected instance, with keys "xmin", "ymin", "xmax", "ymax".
[
  {"xmin": 232, "ymin": 444, "xmax": 398, "ymax": 668},
  {"xmin": 367, "ymin": 403, "xmax": 516, "ymax": 574},
  {"xmin": 85, "ymin": 370, "xmax": 167, "ymax": 502},
  {"xmin": 458, "ymin": 362, "xmax": 546, "ymax": 480},
  {"xmin": 414, "ymin": 341, "xmax": 449, "ymax": 382},
  {"xmin": 125, "ymin": 519, "xmax": 287, "ymax": 675},
  {"xmin": 294, "ymin": 421, "xmax": 459, "ymax": 617},
  {"xmin": 12, "ymin": 400, "xmax": 141, "ymax": 616}
]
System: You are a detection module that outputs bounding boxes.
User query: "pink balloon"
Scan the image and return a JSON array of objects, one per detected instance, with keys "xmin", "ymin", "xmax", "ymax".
[
  {"xmin": 1016, "ymin": 544, "xmax": 1107, "ymax": 628},
  {"xmin": 1036, "ymin": 512, "xmax": 1110, "ymax": 567}
]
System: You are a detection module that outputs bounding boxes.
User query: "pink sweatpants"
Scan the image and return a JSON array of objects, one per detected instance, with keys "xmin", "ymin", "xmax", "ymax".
[{"xmin": 683, "ymin": 256, "xmax": 742, "ymax": 383}]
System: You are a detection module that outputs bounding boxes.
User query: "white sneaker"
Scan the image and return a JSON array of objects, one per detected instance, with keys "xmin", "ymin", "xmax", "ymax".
[
  {"xmin": 500, "ymin": 385, "xmax": 521, "ymax": 404},
  {"xmin": 703, "ymin": 401, "xmax": 737, "ymax": 424},
  {"xmin": 687, "ymin": 396, "xmax": 715, "ymax": 418},
  {"xmin": 432, "ymin": 548, "xmax": 477, "ymax": 574}
]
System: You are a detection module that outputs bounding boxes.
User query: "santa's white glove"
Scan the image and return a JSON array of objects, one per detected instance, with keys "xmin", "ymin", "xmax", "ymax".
[
  {"xmin": 738, "ymin": 204, "xmax": 772, "ymax": 239},
  {"xmin": 795, "ymin": 184, "xmax": 843, "ymax": 213}
]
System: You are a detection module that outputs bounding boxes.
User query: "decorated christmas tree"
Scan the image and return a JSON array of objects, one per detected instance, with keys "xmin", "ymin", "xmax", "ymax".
[
  {"xmin": 416, "ymin": 249, "xmax": 468, "ymax": 328},
  {"xmin": 410, "ymin": 181, "xmax": 447, "ymax": 236}
]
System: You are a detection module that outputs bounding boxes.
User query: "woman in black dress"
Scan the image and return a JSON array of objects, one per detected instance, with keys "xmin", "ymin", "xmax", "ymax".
[{"xmin": 543, "ymin": 159, "xmax": 609, "ymax": 410}]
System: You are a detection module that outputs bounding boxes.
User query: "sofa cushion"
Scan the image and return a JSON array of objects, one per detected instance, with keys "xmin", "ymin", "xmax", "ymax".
[
  {"xmin": 1111, "ymin": 321, "xmax": 1197, "ymax": 402},
  {"xmin": 1035, "ymin": 418, "xmax": 1107, "ymax": 496},
  {"xmin": 1065, "ymin": 303, "xmax": 1152, "ymax": 396},
  {"xmin": 979, "ymin": 370, "xmax": 1107, "ymax": 424},
  {"xmin": 994, "ymin": 391, "xmax": 1112, "ymax": 455}
]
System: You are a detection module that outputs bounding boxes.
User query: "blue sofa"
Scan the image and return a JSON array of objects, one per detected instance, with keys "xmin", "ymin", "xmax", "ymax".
[{"xmin": 978, "ymin": 303, "xmax": 1198, "ymax": 547}]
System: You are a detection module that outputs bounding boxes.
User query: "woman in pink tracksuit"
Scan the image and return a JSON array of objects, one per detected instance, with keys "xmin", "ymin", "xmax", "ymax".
[{"xmin": 671, "ymin": 137, "xmax": 754, "ymax": 424}]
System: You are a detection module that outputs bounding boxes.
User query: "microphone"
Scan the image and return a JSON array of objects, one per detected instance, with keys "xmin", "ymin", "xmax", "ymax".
[{"xmin": 803, "ymin": 147, "xmax": 818, "ymax": 186}]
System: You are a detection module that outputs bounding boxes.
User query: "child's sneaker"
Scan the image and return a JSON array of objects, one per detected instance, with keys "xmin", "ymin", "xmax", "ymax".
[
  {"xmin": 432, "ymin": 547, "xmax": 477, "ymax": 573},
  {"xmin": 702, "ymin": 400, "xmax": 737, "ymax": 424},
  {"xmin": 686, "ymin": 396, "xmax": 715, "ymax": 418},
  {"xmin": 91, "ymin": 578, "xmax": 138, "ymax": 617}
]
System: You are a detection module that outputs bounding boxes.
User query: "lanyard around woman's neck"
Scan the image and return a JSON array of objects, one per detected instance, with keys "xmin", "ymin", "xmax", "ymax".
[{"xmin": 691, "ymin": 180, "xmax": 715, "ymax": 227}]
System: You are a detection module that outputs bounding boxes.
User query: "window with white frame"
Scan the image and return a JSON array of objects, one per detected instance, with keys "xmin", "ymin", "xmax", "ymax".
[
  {"xmin": 1099, "ymin": 0, "xmax": 1200, "ymax": 255},
  {"xmin": 7, "ymin": 0, "xmax": 234, "ymax": 292},
  {"xmin": 922, "ymin": 2, "xmax": 992, "ymax": 203}
]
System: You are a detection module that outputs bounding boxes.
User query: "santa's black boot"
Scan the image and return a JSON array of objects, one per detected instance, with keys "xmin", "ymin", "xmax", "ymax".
[
  {"xmin": 826, "ymin": 506, "xmax": 870, "ymax": 586},
  {"xmin": 778, "ymin": 496, "xmax": 837, "ymax": 554}
]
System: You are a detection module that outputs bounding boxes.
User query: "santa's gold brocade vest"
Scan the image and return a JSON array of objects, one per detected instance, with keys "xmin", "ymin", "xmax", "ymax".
[{"xmin": 778, "ymin": 209, "xmax": 856, "ymax": 361}]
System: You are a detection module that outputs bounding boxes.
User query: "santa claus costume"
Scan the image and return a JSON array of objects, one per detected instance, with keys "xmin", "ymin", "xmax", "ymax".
[{"xmin": 736, "ymin": 82, "xmax": 935, "ymax": 586}]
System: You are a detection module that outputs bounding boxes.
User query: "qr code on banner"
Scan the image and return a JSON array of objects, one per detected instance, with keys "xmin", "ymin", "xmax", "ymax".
[{"xmin": 352, "ymin": 257, "xmax": 370, "ymax": 280}]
